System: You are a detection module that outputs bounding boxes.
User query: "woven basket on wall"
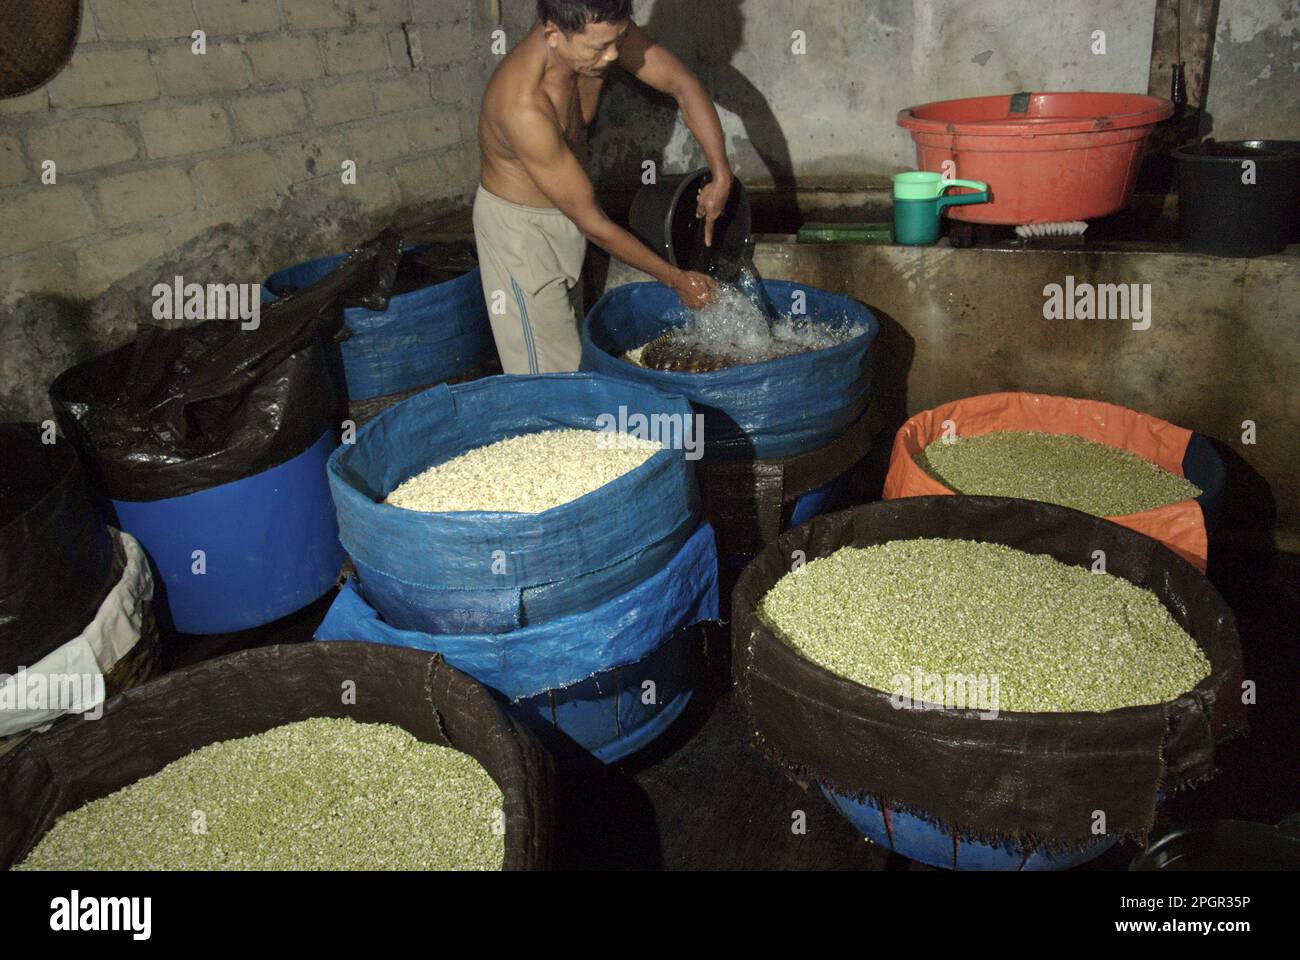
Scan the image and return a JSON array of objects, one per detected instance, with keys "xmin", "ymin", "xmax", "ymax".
[{"xmin": 0, "ymin": 0, "xmax": 83, "ymax": 99}]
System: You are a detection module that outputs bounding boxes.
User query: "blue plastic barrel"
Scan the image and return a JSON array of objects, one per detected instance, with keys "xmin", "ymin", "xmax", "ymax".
[
  {"xmin": 328, "ymin": 374, "xmax": 702, "ymax": 635},
  {"xmin": 582, "ymin": 280, "xmax": 878, "ymax": 461},
  {"xmin": 108, "ymin": 431, "xmax": 344, "ymax": 634},
  {"xmin": 1183, "ymin": 432, "xmax": 1227, "ymax": 532},
  {"xmin": 264, "ymin": 247, "xmax": 495, "ymax": 403},
  {"xmin": 508, "ymin": 622, "xmax": 697, "ymax": 763},
  {"xmin": 820, "ymin": 788, "xmax": 1120, "ymax": 871},
  {"xmin": 316, "ymin": 523, "xmax": 719, "ymax": 763},
  {"xmin": 788, "ymin": 476, "xmax": 845, "ymax": 529}
]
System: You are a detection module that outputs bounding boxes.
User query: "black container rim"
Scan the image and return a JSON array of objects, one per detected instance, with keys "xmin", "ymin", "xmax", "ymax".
[
  {"xmin": 665, "ymin": 168, "xmax": 752, "ymax": 269},
  {"xmin": 664, "ymin": 169, "xmax": 708, "ymax": 266},
  {"xmin": 733, "ymin": 495, "xmax": 1239, "ymax": 718},
  {"xmin": 1175, "ymin": 140, "xmax": 1300, "ymax": 162},
  {"xmin": 1237, "ymin": 139, "xmax": 1300, "ymax": 153}
]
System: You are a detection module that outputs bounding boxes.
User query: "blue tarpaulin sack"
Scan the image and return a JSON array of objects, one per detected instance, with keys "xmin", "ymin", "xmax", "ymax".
[
  {"xmin": 315, "ymin": 523, "xmax": 719, "ymax": 762},
  {"xmin": 327, "ymin": 373, "xmax": 702, "ymax": 635},
  {"xmin": 265, "ymin": 243, "xmax": 495, "ymax": 405},
  {"xmin": 581, "ymin": 280, "xmax": 879, "ymax": 461}
]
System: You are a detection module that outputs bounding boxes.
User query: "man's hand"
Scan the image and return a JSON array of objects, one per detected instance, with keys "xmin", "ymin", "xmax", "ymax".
[
  {"xmin": 620, "ymin": 25, "xmax": 734, "ymax": 248},
  {"xmin": 672, "ymin": 270, "xmax": 719, "ymax": 310},
  {"xmin": 696, "ymin": 174, "xmax": 733, "ymax": 248}
]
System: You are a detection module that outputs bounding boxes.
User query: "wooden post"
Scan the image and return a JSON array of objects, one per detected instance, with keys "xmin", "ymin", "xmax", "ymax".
[{"xmin": 1141, "ymin": 0, "xmax": 1221, "ymax": 193}]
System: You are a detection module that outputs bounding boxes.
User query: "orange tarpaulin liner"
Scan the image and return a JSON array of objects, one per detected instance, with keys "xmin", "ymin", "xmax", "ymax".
[{"xmin": 882, "ymin": 392, "xmax": 1209, "ymax": 571}]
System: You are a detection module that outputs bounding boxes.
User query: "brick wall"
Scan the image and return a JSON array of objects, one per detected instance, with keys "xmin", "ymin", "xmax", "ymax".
[{"xmin": 1, "ymin": 0, "xmax": 513, "ymax": 420}]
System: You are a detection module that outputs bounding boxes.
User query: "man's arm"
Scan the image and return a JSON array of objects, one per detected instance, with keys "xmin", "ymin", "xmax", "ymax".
[
  {"xmin": 502, "ymin": 101, "xmax": 716, "ymax": 308},
  {"xmin": 618, "ymin": 23, "xmax": 734, "ymax": 246}
]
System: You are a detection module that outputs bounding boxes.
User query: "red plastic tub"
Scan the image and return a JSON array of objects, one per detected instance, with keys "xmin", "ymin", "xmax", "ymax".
[{"xmin": 898, "ymin": 92, "xmax": 1173, "ymax": 225}]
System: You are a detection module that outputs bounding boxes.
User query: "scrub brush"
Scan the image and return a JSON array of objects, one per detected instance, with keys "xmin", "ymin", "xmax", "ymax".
[{"xmin": 1015, "ymin": 221, "xmax": 1089, "ymax": 239}]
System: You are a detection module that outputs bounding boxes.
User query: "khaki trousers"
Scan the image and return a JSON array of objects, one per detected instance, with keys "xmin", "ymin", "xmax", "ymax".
[{"xmin": 472, "ymin": 185, "xmax": 588, "ymax": 374}]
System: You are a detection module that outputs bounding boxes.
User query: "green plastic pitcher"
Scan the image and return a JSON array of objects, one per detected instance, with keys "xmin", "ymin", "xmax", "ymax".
[{"xmin": 892, "ymin": 172, "xmax": 990, "ymax": 245}]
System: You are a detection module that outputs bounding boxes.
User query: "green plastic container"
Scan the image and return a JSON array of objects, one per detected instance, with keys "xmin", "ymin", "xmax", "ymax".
[
  {"xmin": 892, "ymin": 172, "xmax": 990, "ymax": 245},
  {"xmin": 893, "ymin": 172, "xmax": 987, "ymax": 200}
]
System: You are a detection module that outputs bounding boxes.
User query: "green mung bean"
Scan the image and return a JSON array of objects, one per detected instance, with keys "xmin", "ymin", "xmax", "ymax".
[
  {"xmin": 917, "ymin": 431, "xmax": 1202, "ymax": 516},
  {"xmin": 757, "ymin": 539, "xmax": 1210, "ymax": 713},
  {"xmin": 15, "ymin": 718, "xmax": 505, "ymax": 871}
]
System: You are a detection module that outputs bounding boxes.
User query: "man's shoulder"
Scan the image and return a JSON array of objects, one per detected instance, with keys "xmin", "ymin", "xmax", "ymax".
[
  {"xmin": 486, "ymin": 45, "xmax": 551, "ymax": 115},
  {"xmin": 485, "ymin": 89, "xmax": 555, "ymax": 137},
  {"xmin": 485, "ymin": 76, "xmax": 557, "ymax": 136}
]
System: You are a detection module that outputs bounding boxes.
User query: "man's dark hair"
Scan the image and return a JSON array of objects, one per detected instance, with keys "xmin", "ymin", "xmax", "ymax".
[{"xmin": 537, "ymin": 0, "xmax": 632, "ymax": 34}]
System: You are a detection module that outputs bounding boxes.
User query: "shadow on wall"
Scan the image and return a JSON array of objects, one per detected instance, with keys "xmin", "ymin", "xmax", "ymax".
[
  {"xmin": 598, "ymin": 0, "xmax": 800, "ymax": 224},
  {"xmin": 1205, "ymin": 437, "xmax": 1279, "ymax": 584},
  {"xmin": 0, "ymin": 294, "xmax": 96, "ymax": 423},
  {"xmin": 855, "ymin": 306, "xmax": 916, "ymax": 501}
]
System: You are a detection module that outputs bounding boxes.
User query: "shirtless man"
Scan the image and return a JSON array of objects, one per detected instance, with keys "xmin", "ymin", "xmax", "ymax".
[{"xmin": 475, "ymin": 0, "xmax": 732, "ymax": 374}]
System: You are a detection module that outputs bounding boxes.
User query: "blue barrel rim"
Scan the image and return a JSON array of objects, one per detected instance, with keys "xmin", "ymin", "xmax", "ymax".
[
  {"xmin": 110, "ymin": 426, "xmax": 336, "ymax": 505},
  {"xmin": 581, "ymin": 280, "xmax": 879, "ymax": 461}
]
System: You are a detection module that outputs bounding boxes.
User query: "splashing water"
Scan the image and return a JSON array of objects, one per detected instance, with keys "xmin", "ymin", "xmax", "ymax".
[
  {"xmin": 733, "ymin": 263, "xmax": 782, "ymax": 321},
  {"xmin": 660, "ymin": 263, "xmax": 866, "ymax": 367}
]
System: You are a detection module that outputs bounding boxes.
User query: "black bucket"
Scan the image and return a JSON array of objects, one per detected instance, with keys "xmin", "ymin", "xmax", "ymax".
[
  {"xmin": 628, "ymin": 168, "xmax": 751, "ymax": 278},
  {"xmin": 1175, "ymin": 139, "xmax": 1300, "ymax": 257},
  {"xmin": 1240, "ymin": 140, "xmax": 1300, "ymax": 243}
]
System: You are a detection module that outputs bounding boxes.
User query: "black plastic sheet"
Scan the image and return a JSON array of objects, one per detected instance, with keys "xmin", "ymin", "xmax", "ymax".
[
  {"xmin": 49, "ymin": 231, "xmax": 403, "ymax": 502},
  {"xmin": 0, "ymin": 642, "xmax": 555, "ymax": 870},
  {"xmin": 0, "ymin": 423, "xmax": 118, "ymax": 674},
  {"xmin": 390, "ymin": 240, "xmax": 478, "ymax": 296},
  {"xmin": 732, "ymin": 496, "xmax": 1247, "ymax": 850}
]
